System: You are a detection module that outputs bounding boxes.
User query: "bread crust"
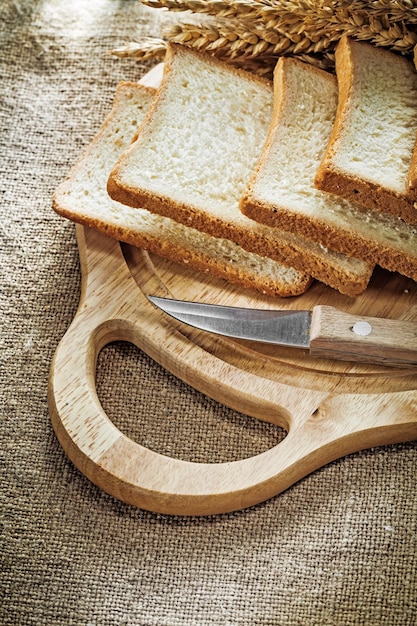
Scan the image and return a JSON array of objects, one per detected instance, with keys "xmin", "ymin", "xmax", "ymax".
[
  {"xmin": 56, "ymin": 208, "xmax": 312, "ymax": 297},
  {"xmin": 242, "ymin": 194, "xmax": 417, "ymax": 280},
  {"xmin": 315, "ymin": 36, "xmax": 417, "ymax": 224},
  {"xmin": 107, "ymin": 175, "xmax": 373, "ymax": 295},
  {"xmin": 408, "ymin": 133, "xmax": 417, "ymax": 197}
]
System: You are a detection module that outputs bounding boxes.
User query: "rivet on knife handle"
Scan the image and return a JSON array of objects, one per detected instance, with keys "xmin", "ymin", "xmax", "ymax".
[{"xmin": 309, "ymin": 305, "xmax": 417, "ymax": 367}]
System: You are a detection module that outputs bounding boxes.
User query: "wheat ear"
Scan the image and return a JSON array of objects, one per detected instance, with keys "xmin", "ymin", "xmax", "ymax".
[
  {"xmin": 139, "ymin": 0, "xmax": 417, "ymax": 53},
  {"xmin": 113, "ymin": 0, "xmax": 417, "ymax": 72}
]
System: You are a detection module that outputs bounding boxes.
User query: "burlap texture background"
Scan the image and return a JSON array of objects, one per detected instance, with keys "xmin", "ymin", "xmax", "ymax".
[{"xmin": 1, "ymin": 1, "xmax": 416, "ymax": 624}]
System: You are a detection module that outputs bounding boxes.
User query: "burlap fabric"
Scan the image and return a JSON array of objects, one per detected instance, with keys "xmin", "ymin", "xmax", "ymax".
[{"xmin": 1, "ymin": 1, "xmax": 416, "ymax": 624}]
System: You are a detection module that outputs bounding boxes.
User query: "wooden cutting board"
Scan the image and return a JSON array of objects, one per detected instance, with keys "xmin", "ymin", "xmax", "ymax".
[
  {"xmin": 48, "ymin": 224, "xmax": 417, "ymax": 516},
  {"xmin": 48, "ymin": 64, "xmax": 417, "ymax": 516}
]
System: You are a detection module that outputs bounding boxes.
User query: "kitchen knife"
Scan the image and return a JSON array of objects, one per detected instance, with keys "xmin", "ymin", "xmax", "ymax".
[{"xmin": 148, "ymin": 296, "xmax": 417, "ymax": 368}]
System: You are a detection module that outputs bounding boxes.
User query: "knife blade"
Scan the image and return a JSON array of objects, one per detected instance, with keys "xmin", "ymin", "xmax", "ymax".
[{"xmin": 148, "ymin": 296, "xmax": 417, "ymax": 368}]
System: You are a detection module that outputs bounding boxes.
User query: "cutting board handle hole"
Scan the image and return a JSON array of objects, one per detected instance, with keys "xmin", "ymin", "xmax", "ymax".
[{"xmin": 95, "ymin": 341, "xmax": 288, "ymax": 463}]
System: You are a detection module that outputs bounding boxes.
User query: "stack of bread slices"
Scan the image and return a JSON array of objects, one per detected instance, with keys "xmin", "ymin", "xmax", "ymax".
[{"xmin": 53, "ymin": 36, "xmax": 417, "ymax": 299}]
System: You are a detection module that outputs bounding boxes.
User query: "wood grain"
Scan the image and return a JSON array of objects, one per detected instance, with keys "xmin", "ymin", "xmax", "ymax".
[{"xmin": 309, "ymin": 305, "xmax": 417, "ymax": 366}]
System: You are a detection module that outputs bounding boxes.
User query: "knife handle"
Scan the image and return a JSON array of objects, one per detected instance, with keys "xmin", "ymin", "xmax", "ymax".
[{"xmin": 309, "ymin": 305, "xmax": 417, "ymax": 368}]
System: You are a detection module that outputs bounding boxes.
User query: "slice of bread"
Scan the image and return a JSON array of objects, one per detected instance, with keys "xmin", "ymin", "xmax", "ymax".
[
  {"xmin": 240, "ymin": 55, "xmax": 417, "ymax": 282},
  {"xmin": 52, "ymin": 82, "xmax": 312, "ymax": 298},
  {"xmin": 315, "ymin": 36, "xmax": 417, "ymax": 224},
  {"xmin": 108, "ymin": 44, "xmax": 373, "ymax": 296}
]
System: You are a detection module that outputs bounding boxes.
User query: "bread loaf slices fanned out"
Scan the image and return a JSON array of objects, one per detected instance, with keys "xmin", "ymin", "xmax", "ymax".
[
  {"xmin": 314, "ymin": 36, "xmax": 417, "ymax": 224},
  {"xmin": 240, "ymin": 56, "xmax": 417, "ymax": 282},
  {"xmin": 52, "ymin": 82, "xmax": 312, "ymax": 298},
  {"xmin": 108, "ymin": 44, "xmax": 373, "ymax": 297}
]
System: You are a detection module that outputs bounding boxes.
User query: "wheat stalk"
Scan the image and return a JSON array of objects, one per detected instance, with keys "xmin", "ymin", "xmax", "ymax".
[
  {"xmin": 113, "ymin": 0, "xmax": 417, "ymax": 73},
  {"xmin": 164, "ymin": 17, "xmax": 335, "ymax": 57},
  {"xmin": 139, "ymin": 0, "xmax": 266, "ymax": 19},
  {"xmin": 140, "ymin": 0, "xmax": 417, "ymax": 27},
  {"xmin": 139, "ymin": 0, "xmax": 417, "ymax": 49},
  {"xmin": 112, "ymin": 37, "xmax": 167, "ymax": 61}
]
